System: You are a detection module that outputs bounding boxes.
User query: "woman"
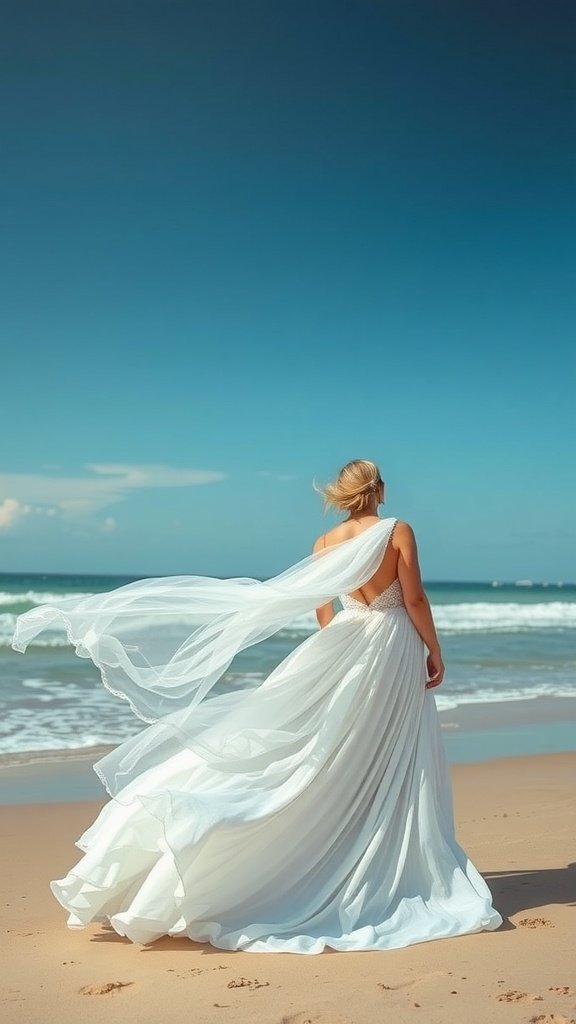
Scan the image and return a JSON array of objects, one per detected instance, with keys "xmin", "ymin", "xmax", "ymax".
[
  {"xmin": 12, "ymin": 459, "xmax": 503, "ymax": 953},
  {"xmin": 312, "ymin": 461, "xmax": 445, "ymax": 695}
]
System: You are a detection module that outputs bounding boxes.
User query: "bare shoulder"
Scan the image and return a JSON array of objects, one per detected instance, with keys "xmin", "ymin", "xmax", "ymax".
[
  {"xmin": 312, "ymin": 521, "xmax": 356, "ymax": 552},
  {"xmin": 391, "ymin": 520, "xmax": 417, "ymax": 549}
]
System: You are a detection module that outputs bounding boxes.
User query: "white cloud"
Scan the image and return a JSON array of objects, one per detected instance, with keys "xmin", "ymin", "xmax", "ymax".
[
  {"xmin": 87, "ymin": 464, "xmax": 224, "ymax": 488},
  {"xmin": 0, "ymin": 463, "xmax": 227, "ymax": 522},
  {"xmin": 100, "ymin": 516, "xmax": 116, "ymax": 533},
  {"xmin": 0, "ymin": 497, "xmax": 31, "ymax": 530}
]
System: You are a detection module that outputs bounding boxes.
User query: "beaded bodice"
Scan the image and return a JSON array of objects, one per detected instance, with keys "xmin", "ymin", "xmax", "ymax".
[{"xmin": 339, "ymin": 578, "xmax": 404, "ymax": 613}]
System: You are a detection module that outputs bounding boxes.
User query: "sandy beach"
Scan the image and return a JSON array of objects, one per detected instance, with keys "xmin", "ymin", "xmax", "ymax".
[{"xmin": 1, "ymin": 751, "xmax": 574, "ymax": 1024}]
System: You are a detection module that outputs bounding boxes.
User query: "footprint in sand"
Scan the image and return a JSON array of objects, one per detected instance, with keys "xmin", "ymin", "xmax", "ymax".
[
  {"xmin": 172, "ymin": 965, "xmax": 229, "ymax": 980},
  {"xmin": 79, "ymin": 981, "xmax": 135, "ymax": 996},
  {"xmin": 378, "ymin": 970, "xmax": 449, "ymax": 992},
  {"xmin": 227, "ymin": 977, "xmax": 270, "ymax": 991},
  {"xmin": 518, "ymin": 917, "xmax": 555, "ymax": 929},
  {"xmin": 280, "ymin": 1015, "xmax": 322, "ymax": 1024},
  {"xmin": 496, "ymin": 991, "xmax": 544, "ymax": 1003},
  {"xmin": 548, "ymin": 987, "xmax": 576, "ymax": 997},
  {"xmin": 528, "ymin": 1015, "xmax": 576, "ymax": 1024},
  {"xmin": 280, "ymin": 1014, "xmax": 354, "ymax": 1024}
]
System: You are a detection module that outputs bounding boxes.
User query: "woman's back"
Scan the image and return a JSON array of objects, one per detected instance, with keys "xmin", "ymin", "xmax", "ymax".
[{"xmin": 320, "ymin": 515, "xmax": 401, "ymax": 606}]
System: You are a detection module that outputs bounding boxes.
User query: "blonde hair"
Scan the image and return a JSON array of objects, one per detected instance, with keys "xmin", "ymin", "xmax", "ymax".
[{"xmin": 314, "ymin": 459, "xmax": 383, "ymax": 515}]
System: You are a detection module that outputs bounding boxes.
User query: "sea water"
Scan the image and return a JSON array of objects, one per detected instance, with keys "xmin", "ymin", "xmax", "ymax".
[{"xmin": 1, "ymin": 573, "xmax": 574, "ymax": 763}]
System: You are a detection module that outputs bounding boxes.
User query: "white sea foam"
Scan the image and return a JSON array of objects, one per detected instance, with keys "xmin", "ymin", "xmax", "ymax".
[
  {"xmin": 0, "ymin": 614, "xmax": 68, "ymax": 647},
  {"xmin": 432, "ymin": 601, "xmax": 576, "ymax": 632},
  {"xmin": 0, "ymin": 670, "xmax": 574, "ymax": 757},
  {"xmin": 2, "ymin": 581, "xmax": 574, "ymax": 758},
  {"xmin": 283, "ymin": 601, "xmax": 576, "ymax": 636},
  {"xmin": 2, "ymin": 599, "xmax": 576, "ymax": 648},
  {"xmin": 434, "ymin": 683, "xmax": 576, "ymax": 710},
  {"xmin": 0, "ymin": 590, "xmax": 92, "ymax": 606}
]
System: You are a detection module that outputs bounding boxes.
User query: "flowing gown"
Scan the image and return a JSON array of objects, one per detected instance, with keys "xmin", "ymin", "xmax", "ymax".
[{"xmin": 11, "ymin": 517, "xmax": 503, "ymax": 953}]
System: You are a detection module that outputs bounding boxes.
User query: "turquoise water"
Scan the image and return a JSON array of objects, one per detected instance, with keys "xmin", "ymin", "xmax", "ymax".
[{"xmin": 1, "ymin": 572, "xmax": 575, "ymax": 764}]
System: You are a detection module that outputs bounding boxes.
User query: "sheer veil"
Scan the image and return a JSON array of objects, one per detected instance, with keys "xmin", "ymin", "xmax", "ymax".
[{"xmin": 12, "ymin": 516, "xmax": 398, "ymax": 796}]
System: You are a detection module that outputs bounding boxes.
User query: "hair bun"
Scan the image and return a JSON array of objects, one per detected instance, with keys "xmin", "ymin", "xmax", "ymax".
[{"xmin": 313, "ymin": 459, "xmax": 382, "ymax": 515}]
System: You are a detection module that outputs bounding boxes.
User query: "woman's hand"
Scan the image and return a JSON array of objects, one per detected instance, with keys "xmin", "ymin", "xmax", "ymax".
[{"xmin": 425, "ymin": 649, "xmax": 445, "ymax": 689}]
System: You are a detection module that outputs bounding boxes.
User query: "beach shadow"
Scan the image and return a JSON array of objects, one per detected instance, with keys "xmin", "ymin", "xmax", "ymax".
[
  {"xmin": 484, "ymin": 861, "xmax": 576, "ymax": 920},
  {"xmin": 91, "ymin": 929, "xmax": 343, "ymax": 954},
  {"xmin": 140, "ymin": 937, "xmax": 224, "ymax": 955},
  {"xmin": 90, "ymin": 929, "xmax": 132, "ymax": 946},
  {"xmin": 90, "ymin": 928, "xmax": 224, "ymax": 954}
]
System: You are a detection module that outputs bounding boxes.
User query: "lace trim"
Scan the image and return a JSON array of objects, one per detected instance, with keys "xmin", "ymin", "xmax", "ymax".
[{"xmin": 339, "ymin": 578, "xmax": 404, "ymax": 612}]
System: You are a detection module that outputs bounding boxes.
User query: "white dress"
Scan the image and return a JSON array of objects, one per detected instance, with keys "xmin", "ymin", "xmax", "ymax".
[{"xmin": 12, "ymin": 517, "xmax": 503, "ymax": 953}]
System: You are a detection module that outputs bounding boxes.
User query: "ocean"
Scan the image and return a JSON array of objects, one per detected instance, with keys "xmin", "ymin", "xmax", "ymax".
[{"xmin": 1, "ymin": 572, "xmax": 575, "ymax": 768}]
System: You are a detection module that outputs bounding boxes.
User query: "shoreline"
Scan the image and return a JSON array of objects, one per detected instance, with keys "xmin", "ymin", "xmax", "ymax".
[
  {"xmin": 1, "ymin": 751, "xmax": 574, "ymax": 1023},
  {"xmin": 1, "ymin": 696, "xmax": 575, "ymax": 804}
]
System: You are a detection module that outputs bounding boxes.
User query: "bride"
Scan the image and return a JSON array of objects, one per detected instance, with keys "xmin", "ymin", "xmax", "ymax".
[{"xmin": 12, "ymin": 458, "xmax": 503, "ymax": 953}]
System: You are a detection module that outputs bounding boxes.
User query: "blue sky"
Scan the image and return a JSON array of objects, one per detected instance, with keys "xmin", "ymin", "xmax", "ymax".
[{"xmin": 1, "ymin": 0, "xmax": 575, "ymax": 581}]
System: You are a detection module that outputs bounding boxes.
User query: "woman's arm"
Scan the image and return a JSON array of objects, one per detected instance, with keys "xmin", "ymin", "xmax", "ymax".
[
  {"xmin": 315, "ymin": 601, "xmax": 336, "ymax": 628},
  {"xmin": 312, "ymin": 534, "xmax": 336, "ymax": 628},
  {"xmin": 394, "ymin": 521, "xmax": 444, "ymax": 688}
]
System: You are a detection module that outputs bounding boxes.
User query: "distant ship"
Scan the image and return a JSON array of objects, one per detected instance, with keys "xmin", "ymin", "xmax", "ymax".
[{"xmin": 515, "ymin": 580, "xmax": 533, "ymax": 587}]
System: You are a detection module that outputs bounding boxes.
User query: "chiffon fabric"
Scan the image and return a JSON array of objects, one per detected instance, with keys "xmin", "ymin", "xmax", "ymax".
[{"xmin": 11, "ymin": 516, "xmax": 503, "ymax": 952}]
